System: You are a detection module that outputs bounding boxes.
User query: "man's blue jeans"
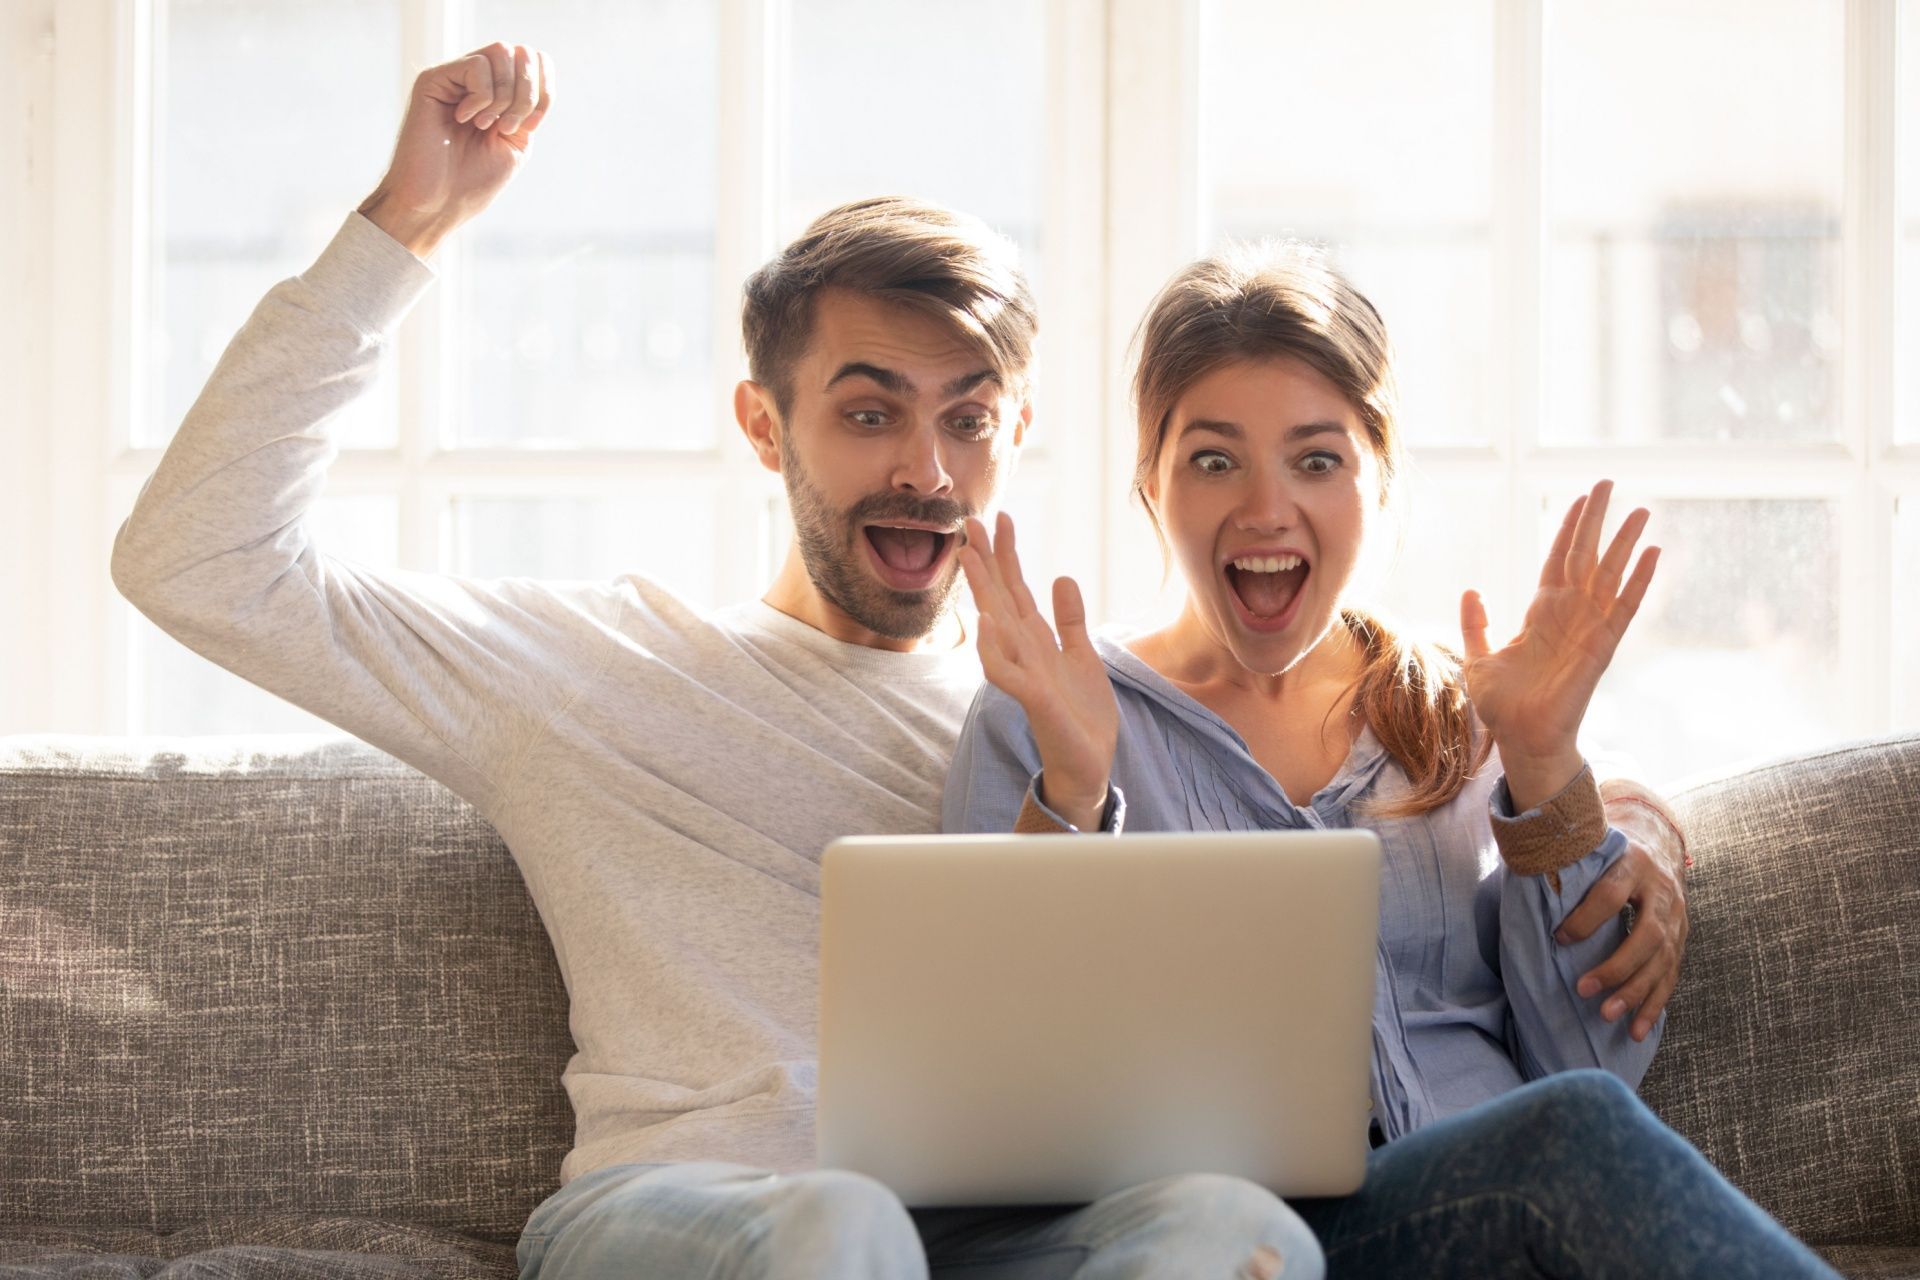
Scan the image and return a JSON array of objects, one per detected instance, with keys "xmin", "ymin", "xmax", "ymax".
[{"xmin": 515, "ymin": 1071, "xmax": 1837, "ymax": 1279}]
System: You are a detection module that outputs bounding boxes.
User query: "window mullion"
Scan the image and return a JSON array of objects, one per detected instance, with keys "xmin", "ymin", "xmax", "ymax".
[
  {"xmin": 1491, "ymin": 0, "xmax": 1545, "ymax": 621},
  {"xmin": 396, "ymin": 0, "xmax": 458, "ymax": 572},
  {"xmin": 1102, "ymin": 0, "xmax": 1201, "ymax": 629},
  {"xmin": 1842, "ymin": 0, "xmax": 1899, "ymax": 736},
  {"xmin": 713, "ymin": 0, "xmax": 783, "ymax": 602}
]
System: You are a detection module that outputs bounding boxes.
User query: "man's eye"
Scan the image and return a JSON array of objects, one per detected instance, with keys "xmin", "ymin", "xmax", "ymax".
[
  {"xmin": 848, "ymin": 410, "xmax": 889, "ymax": 428},
  {"xmin": 1300, "ymin": 451, "xmax": 1343, "ymax": 475},
  {"xmin": 1191, "ymin": 450, "xmax": 1233, "ymax": 475},
  {"xmin": 950, "ymin": 415, "xmax": 996, "ymax": 439}
]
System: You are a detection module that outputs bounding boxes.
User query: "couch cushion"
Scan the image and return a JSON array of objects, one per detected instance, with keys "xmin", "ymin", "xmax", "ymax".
[
  {"xmin": 0, "ymin": 736, "xmax": 575, "ymax": 1244},
  {"xmin": 0, "ymin": 1215, "xmax": 516, "ymax": 1278},
  {"xmin": 1814, "ymin": 1245, "xmax": 1920, "ymax": 1280},
  {"xmin": 1639, "ymin": 732, "xmax": 1920, "ymax": 1251}
]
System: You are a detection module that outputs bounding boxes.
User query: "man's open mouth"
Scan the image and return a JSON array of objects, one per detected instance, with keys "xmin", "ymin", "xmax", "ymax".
[
  {"xmin": 863, "ymin": 523, "xmax": 958, "ymax": 591},
  {"xmin": 1224, "ymin": 553, "xmax": 1310, "ymax": 628}
]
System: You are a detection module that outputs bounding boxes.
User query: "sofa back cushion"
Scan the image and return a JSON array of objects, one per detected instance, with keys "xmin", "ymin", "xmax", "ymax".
[
  {"xmin": 0, "ymin": 736, "xmax": 574, "ymax": 1243},
  {"xmin": 1639, "ymin": 732, "xmax": 1920, "ymax": 1248}
]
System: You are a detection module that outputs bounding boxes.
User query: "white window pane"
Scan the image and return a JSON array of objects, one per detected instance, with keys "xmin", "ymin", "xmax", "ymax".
[
  {"xmin": 133, "ymin": 497, "xmax": 400, "ymax": 734},
  {"xmin": 451, "ymin": 492, "xmax": 719, "ymax": 609},
  {"xmin": 1545, "ymin": 1, "xmax": 1844, "ymax": 446},
  {"xmin": 149, "ymin": 0, "xmax": 403, "ymax": 450},
  {"xmin": 1580, "ymin": 499, "xmax": 1843, "ymax": 784},
  {"xmin": 1895, "ymin": 497, "xmax": 1920, "ymax": 730},
  {"xmin": 785, "ymin": 0, "xmax": 1046, "ymax": 269},
  {"xmin": 1368, "ymin": 475, "xmax": 1505, "ymax": 646},
  {"xmin": 459, "ymin": 1, "xmax": 719, "ymax": 450},
  {"xmin": 1901, "ymin": 3, "xmax": 1920, "ymax": 444},
  {"xmin": 1203, "ymin": 0, "xmax": 1495, "ymax": 446}
]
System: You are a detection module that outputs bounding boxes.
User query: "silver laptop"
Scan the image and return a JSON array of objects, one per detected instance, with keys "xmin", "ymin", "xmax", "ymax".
[{"xmin": 818, "ymin": 830, "xmax": 1382, "ymax": 1206}]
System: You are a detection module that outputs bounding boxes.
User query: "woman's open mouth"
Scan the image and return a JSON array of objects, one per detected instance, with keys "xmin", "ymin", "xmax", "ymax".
[
  {"xmin": 1224, "ymin": 552, "xmax": 1310, "ymax": 633},
  {"xmin": 862, "ymin": 523, "xmax": 958, "ymax": 592}
]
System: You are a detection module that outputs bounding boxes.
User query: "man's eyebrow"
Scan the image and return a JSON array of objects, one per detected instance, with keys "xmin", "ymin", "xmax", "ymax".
[
  {"xmin": 1178, "ymin": 418, "xmax": 1349, "ymax": 442},
  {"xmin": 826, "ymin": 362, "xmax": 914, "ymax": 396},
  {"xmin": 942, "ymin": 369, "xmax": 1000, "ymax": 398}
]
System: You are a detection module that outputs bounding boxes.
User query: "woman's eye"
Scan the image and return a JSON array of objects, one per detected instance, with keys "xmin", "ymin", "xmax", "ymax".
[
  {"xmin": 1300, "ymin": 451, "xmax": 1343, "ymax": 475},
  {"xmin": 1191, "ymin": 450, "xmax": 1233, "ymax": 475}
]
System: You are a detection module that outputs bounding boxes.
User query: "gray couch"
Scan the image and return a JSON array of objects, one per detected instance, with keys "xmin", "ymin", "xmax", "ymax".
[{"xmin": 2, "ymin": 733, "xmax": 1915, "ymax": 1278}]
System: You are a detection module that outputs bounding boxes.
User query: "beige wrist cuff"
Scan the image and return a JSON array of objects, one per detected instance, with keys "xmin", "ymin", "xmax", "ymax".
[{"xmin": 1491, "ymin": 762, "xmax": 1608, "ymax": 884}]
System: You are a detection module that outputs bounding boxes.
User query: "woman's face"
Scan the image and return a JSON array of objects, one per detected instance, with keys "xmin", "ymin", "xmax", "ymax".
[{"xmin": 1145, "ymin": 355, "xmax": 1382, "ymax": 678}]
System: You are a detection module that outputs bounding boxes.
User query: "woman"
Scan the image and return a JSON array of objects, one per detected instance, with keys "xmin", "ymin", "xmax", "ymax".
[{"xmin": 944, "ymin": 243, "xmax": 1838, "ymax": 1278}]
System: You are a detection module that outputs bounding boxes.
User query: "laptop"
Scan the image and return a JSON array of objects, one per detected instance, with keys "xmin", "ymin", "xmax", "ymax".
[{"xmin": 817, "ymin": 829, "xmax": 1382, "ymax": 1206}]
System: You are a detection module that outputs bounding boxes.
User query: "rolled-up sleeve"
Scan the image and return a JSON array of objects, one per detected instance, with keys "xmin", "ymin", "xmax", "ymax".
[{"xmin": 1495, "ymin": 782, "xmax": 1664, "ymax": 1088}]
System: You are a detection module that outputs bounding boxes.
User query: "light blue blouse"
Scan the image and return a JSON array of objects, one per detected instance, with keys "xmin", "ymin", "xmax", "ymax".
[{"xmin": 942, "ymin": 634, "xmax": 1663, "ymax": 1142}]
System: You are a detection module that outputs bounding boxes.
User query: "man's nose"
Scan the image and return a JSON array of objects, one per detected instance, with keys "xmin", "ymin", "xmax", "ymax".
[{"xmin": 891, "ymin": 423, "xmax": 955, "ymax": 496}]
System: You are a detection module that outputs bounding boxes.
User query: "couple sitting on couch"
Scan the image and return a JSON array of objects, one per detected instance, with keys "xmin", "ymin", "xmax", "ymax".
[{"xmin": 109, "ymin": 40, "xmax": 1837, "ymax": 1280}]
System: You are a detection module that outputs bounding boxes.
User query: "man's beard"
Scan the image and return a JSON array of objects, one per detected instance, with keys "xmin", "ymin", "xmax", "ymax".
[{"xmin": 782, "ymin": 445, "xmax": 973, "ymax": 642}]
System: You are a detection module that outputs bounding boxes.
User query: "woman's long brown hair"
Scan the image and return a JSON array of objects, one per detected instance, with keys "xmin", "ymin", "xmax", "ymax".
[{"xmin": 1130, "ymin": 243, "xmax": 1490, "ymax": 818}]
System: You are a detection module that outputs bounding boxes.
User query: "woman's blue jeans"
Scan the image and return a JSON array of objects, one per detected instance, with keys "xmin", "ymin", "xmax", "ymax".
[
  {"xmin": 1292, "ymin": 1070, "xmax": 1837, "ymax": 1278},
  {"xmin": 515, "ymin": 1070, "xmax": 1837, "ymax": 1279}
]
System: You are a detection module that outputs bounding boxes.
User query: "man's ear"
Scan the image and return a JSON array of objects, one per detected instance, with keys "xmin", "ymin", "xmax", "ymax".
[
  {"xmin": 734, "ymin": 380, "xmax": 783, "ymax": 474},
  {"xmin": 1011, "ymin": 398, "xmax": 1033, "ymax": 449}
]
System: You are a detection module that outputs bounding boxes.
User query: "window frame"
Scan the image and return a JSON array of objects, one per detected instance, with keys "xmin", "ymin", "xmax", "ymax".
[{"xmin": 7, "ymin": 0, "xmax": 1917, "ymax": 771}]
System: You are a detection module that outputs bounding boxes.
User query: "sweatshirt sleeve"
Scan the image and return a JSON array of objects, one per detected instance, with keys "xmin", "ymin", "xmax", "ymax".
[
  {"xmin": 1493, "ymin": 776, "xmax": 1664, "ymax": 1088},
  {"xmin": 110, "ymin": 213, "xmax": 611, "ymax": 819}
]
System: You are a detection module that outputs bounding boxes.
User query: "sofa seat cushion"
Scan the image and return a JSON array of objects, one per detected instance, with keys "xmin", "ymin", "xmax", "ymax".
[
  {"xmin": 0, "ymin": 1215, "xmax": 515, "ymax": 1279},
  {"xmin": 1815, "ymin": 1244, "xmax": 1920, "ymax": 1280}
]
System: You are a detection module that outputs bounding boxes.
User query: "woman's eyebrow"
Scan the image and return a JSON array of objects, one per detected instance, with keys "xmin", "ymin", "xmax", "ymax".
[{"xmin": 1177, "ymin": 418, "xmax": 1348, "ymax": 441}]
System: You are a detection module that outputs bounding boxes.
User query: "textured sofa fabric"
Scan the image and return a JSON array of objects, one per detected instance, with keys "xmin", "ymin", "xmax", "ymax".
[
  {"xmin": 1, "ymin": 737, "xmax": 572, "ymax": 1278},
  {"xmin": 3, "ymin": 732, "xmax": 1917, "ymax": 1278},
  {"xmin": 1637, "ymin": 731, "xmax": 1920, "ymax": 1272}
]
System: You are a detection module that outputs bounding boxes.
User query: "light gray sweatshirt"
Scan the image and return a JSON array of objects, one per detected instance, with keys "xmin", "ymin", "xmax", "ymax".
[{"xmin": 111, "ymin": 213, "xmax": 984, "ymax": 1183}]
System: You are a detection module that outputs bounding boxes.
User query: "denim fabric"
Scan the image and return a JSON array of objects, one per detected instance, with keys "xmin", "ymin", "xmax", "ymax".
[
  {"xmin": 515, "ymin": 1163, "xmax": 1323, "ymax": 1279},
  {"xmin": 1292, "ymin": 1071, "xmax": 1840, "ymax": 1279}
]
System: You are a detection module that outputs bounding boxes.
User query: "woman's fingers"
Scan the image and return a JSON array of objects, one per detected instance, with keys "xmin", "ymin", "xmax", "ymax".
[
  {"xmin": 1607, "ymin": 546, "xmax": 1660, "ymax": 641},
  {"xmin": 1459, "ymin": 589, "xmax": 1491, "ymax": 662},
  {"xmin": 1539, "ymin": 494, "xmax": 1583, "ymax": 589},
  {"xmin": 993, "ymin": 512, "xmax": 1041, "ymax": 622},
  {"xmin": 958, "ymin": 520, "xmax": 1015, "ymax": 622},
  {"xmin": 1590, "ymin": 505, "xmax": 1650, "ymax": 601},
  {"xmin": 1053, "ymin": 576, "xmax": 1091, "ymax": 655},
  {"xmin": 1565, "ymin": 479, "xmax": 1613, "ymax": 586}
]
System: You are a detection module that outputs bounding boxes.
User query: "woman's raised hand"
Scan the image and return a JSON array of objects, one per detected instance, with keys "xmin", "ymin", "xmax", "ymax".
[
  {"xmin": 1460, "ymin": 480, "xmax": 1659, "ymax": 810},
  {"xmin": 959, "ymin": 513, "xmax": 1119, "ymax": 831}
]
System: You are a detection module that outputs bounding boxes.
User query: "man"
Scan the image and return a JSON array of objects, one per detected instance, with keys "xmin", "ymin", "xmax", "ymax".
[{"xmin": 113, "ymin": 41, "xmax": 1688, "ymax": 1280}]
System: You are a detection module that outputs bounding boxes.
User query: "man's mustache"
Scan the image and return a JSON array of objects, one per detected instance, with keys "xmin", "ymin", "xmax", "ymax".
[{"xmin": 845, "ymin": 492, "xmax": 973, "ymax": 532}]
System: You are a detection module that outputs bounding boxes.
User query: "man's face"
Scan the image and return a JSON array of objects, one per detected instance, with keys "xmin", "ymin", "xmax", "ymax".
[{"xmin": 760, "ymin": 288, "xmax": 1030, "ymax": 642}]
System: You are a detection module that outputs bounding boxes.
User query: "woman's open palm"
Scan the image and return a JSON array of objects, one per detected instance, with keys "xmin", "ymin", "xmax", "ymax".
[
  {"xmin": 1460, "ymin": 481, "xmax": 1660, "ymax": 762},
  {"xmin": 959, "ymin": 513, "xmax": 1119, "ymax": 820}
]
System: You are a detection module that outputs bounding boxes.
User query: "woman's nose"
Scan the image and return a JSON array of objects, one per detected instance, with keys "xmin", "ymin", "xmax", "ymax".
[{"xmin": 1234, "ymin": 470, "xmax": 1299, "ymax": 532}]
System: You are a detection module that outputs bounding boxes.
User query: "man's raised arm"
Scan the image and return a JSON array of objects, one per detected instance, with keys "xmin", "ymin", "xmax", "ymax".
[{"xmin": 110, "ymin": 45, "xmax": 595, "ymax": 818}]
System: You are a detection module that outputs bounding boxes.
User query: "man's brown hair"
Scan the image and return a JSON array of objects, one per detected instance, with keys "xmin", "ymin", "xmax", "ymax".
[{"xmin": 741, "ymin": 196, "xmax": 1038, "ymax": 413}]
